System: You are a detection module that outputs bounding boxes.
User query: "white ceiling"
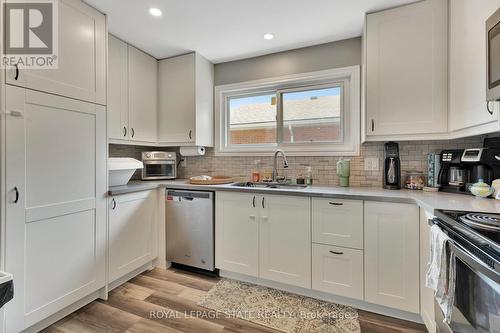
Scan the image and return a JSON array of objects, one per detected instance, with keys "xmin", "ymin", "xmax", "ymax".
[{"xmin": 84, "ymin": 0, "xmax": 418, "ymax": 63}]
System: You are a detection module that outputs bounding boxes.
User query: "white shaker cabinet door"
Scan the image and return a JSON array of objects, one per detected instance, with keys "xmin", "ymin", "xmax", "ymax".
[
  {"xmin": 365, "ymin": 0, "xmax": 448, "ymax": 137},
  {"xmin": 4, "ymin": 86, "xmax": 107, "ymax": 332},
  {"xmin": 5, "ymin": 0, "xmax": 106, "ymax": 105},
  {"xmin": 312, "ymin": 244, "xmax": 364, "ymax": 300},
  {"xmin": 108, "ymin": 190, "xmax": 157, "ymax": 282},
  {"xmin": 158, "ymin": 53, "xmax": 196, "ymax": 144},
  {"xmin": 128, "ymin": 45, "xmax": 158, "ymax": 143},
  {"xmin": 449, "ymin": 0, "xmax": 500, "ymax": 135},
  {"xmin": 108, "ymin": 35, "xmax": 129, "ymax": 141},
  {"xmin": 259, "ymin": 195, "xmax": 311, "ymax": 288},
  {"xmin": 312, "ymin": 198, "xmax": 363, "ymax": 249},
  {"xmin": 215, "ymin": 192, "xmax": 259, "ymax": 277},
  {"xmin": 364, "ymin": 201, "xmax": 420, "ymax": 314}
]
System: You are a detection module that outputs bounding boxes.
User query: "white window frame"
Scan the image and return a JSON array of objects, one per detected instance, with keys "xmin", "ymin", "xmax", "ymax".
[{"xmin": 215, "ymin": 66, "xmax": 360, "ymax": 156}]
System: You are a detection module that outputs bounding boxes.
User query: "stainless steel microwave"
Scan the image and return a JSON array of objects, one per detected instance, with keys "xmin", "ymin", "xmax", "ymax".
[
  {"xmin": 487, "ymin": 8, "xmax": 500, "ymax": 101},
  {"xmin": 141, "ymin": 151, "xmax": 177, "ymax": 180}
]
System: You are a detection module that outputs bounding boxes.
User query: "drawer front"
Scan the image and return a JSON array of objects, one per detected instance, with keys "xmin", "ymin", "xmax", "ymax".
[
  {"xmin": 312, "ymin": 244, "xmax": 364, "ymax": 300},
  {"xmin": 312, "ymin": 198, "xmax": 363, "ymax": 249}
]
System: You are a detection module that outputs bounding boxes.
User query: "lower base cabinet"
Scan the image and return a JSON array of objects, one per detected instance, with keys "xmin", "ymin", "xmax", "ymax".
[
  {"xmin": 109, "ymin": 190, "xmax": 158, "ymax": 282},
  {"xmin": 364, "ymin": 201, "xmax": 420, "ymax": 314},
  {"xmin": 312, "ymin": 244, "xmax": 364, "ymax": 300},
  {"xmin": 216, "ymin": 192, "xmax": 311, "ymax": 288}
]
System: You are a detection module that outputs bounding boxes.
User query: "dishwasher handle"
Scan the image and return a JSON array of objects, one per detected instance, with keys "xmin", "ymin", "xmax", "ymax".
[{"xmin": 166, "ymin": 190, "xmax": 213, "ymax": 200}]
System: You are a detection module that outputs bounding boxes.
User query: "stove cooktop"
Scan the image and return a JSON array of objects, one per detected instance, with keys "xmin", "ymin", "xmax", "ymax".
[{"xmin": 435, "ymin": 210, "xmax": 500, "ymax": 257}]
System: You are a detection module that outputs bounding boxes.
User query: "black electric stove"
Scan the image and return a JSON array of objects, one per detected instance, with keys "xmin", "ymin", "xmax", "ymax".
[{"xmin": 432, "ymin": 209, "xmax": 500, "ymax": 333}]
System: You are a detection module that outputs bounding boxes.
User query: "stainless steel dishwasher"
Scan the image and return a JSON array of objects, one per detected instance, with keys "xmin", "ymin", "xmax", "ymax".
[{"xmin": 166, "ymin": 189, "xmax": 215, "ymax": 271}]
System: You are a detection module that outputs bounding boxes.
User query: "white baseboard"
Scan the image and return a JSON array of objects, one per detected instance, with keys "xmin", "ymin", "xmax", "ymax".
[
  {"xmin": 108, "ymin": 261, "xmax": 154, "ymax": 292},
  {"xmin": 220, "ymin": 270, "xmax": 423, "ymax": 324}
]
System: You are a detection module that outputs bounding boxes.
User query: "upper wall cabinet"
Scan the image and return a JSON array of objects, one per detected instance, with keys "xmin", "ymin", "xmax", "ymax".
[
  {"xmin": 6, "ymin": 0, "xmax": 106, "ymax": 105},
  {"xmin": 108, "ymin": 35, "xmax": 158, "ymax": 144},
  {"xmin": 448, "ymin": 0, "xmax": 500, "ymax": 137},
  {"xmin": 158, "ymin": 53, "xmax": 214, "ymax": 147},
  {"xmin": 363, "ymin": 0, "xmax": 448, "ymax": 141},
  {"xmin": 108, "ymin": 35, "xmax": 129, "ymax": 141}
]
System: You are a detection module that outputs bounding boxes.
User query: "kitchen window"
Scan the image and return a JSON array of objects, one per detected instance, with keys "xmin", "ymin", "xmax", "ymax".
[{"xmin": 215, "ymin": 66, "xmax": 360, "ymax": 156}]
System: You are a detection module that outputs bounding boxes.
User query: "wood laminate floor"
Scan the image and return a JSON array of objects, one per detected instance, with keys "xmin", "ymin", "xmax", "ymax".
[{"xmin": 43, "ymin": 268, "xmax": 427, "ymax": 333}]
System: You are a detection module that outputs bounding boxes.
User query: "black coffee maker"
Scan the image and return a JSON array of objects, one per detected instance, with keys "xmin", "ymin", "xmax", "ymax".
[
  {"xmin": 437, "ymin": 149, "xmax": 468, "ymax": 193},
  {"xmin": 383, "ymin": 142, "xmax": 401, "ymax": 190},
  {"xmin": 438, "ymin": 137, "xmax": 500, "ymax": 194}
]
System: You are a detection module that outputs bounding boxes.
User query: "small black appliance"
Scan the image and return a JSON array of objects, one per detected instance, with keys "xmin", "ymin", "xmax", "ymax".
[
  {"xmin": 383, "ymin": 142, "xmax": 401, "ymax": 190},
  {"xmin": 438, "ymin": 137, "xmax": 500, "ymax": 194}
]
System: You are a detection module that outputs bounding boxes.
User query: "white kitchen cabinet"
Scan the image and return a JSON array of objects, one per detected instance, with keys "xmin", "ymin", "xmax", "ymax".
[
  {"xmin": 128, "ymin": 46, "xmax": 158, "ymax": 143},
  {"xmin": 312, "ymin": 198, "xmax": 363, "ymax": 249},
  {"xmin": 4, "ymin": 85, "xmax": 107, "ymax": 332},
  {"xmin": 364, "ymin": 201, "xmax": 420, "ymax": 314},
  {"xmin": 448, "ymin": 0, "xmax": 500, "ymax": 137},
  {"xmin": 215, "ymin": 192, "xmax": 259, "ymax": 277},
  {"xmin": 108, "ymin": 190, "xmax": 158, "ymax": 282},
  {"xmin": 107, "ymin": 37, "xmax": 158, "ymax": 144},
  {"xmin": 364, "ymin": 0, "xmax": 448, "ymax": 140},
  {"xmin": 259, "ymin": 195, "xmax": 311, "ymax": 288},
  {"xmin": 216, "ymin": 192, "xmax": 311, "ymax": 288},
  {"xmin": 6, "ymin": 0, "xmax": 106, "ymax": 105},
  {"xmin": 312, "ymin": 244, "xmax": 364, "ymax": 300},
  {"xmin": 158, "ymin": 52, "xmax": 214, "ymax": 146},
  {"xmin": 420, "ymin": 209, "xmax": 436, "ymax": 333},
  {"xmin": 108, "ymin": 35, "xmax": 129, "ymax": 141}
]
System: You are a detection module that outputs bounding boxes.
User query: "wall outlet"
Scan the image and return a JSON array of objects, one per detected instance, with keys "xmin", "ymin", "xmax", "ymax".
[
  {"xmin": 180, "ymin": 158, "xmax": 187, "ymax": 168},
  {"xmin": 364, "ymin": 157, "xmax": 379, "ymax": 171}
]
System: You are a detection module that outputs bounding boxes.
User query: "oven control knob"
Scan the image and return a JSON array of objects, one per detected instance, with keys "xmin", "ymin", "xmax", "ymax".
[{"xmin": 146, "ymin": 153, "xmax": 151, "ymax": 158}]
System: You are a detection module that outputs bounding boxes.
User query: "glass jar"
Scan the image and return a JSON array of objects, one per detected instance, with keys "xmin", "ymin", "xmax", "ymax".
[{"xmin": 405, "ymin": 171, "xmax": 426, "ymax": 190}]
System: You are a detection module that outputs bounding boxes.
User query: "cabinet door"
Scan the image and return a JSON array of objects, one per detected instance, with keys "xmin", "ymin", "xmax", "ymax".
[
  {"xmin": 128, "ymin": 46, "xmax": 158, "ymax": 143},
  {"xmin": 312, "ymin": 198, "xmax": 363, "ymax": 249},
  {"xmin": 259, "ymin": 195, "xmax": 311, "ymax": 288},
  {"xmin": 312, "ymin": 244, "xmax": 364, "ymax": 300},
  {"xmin": 4, "ymin": 86, "xmax": 106, "ymax": 332},
  {"xmin": 365, "ymin": 0, "xmax": 447, "ymax": 136},
  {"xmin": 158, "ymin": 53, "xmax": 196, "ymax": 144},
  {"xmin": 215, "ymin": 192, "xmax": 259, "ymax": 277},
  {"xmin": 364, "ymin": 201, "xmax": 419, "ymax": 313},
  {"xmin": 449, "ymin": 0, "xmax": 499, "ymax": 134},
  {"xmin": 109, "ymin": 190, "xmax": 157, "ymax": 282},
  {"xmin": 420, "ymin": 209, "xmax": 436, "ymax": 333},
  {"xmin": 108, "ymin": 35, "xmax": 129, "ymax": 140},
  {"xmin": 6, "ymin": 0, "xmax": 106, "ymax": 105}
]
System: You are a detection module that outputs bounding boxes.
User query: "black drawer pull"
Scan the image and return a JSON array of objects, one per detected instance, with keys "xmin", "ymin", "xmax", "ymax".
[
  {"xmin": 329, "ymin": 251, "xmax": 344, "ymax": 255},
  {"xmin": 13, "ymin": 187, "xmax": 19, "ymax": 203},
  {"xmin": 329, "ymin": 202, "xmax": 343, "ymax": 206}
]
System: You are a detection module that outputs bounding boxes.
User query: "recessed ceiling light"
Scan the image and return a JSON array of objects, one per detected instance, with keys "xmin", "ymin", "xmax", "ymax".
[
  {"xmin": 263, "ymin": 33, "xmax": 274, "ymax": 40},
  {"xmin": 149, "ymin": 8, "xmax": 162, "ymax": 17}
]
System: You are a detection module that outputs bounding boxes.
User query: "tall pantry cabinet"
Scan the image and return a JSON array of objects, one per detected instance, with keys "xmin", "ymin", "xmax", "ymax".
[{"xmin": 2, "ymin": 0, "xmax": 107, "ymax": 332}]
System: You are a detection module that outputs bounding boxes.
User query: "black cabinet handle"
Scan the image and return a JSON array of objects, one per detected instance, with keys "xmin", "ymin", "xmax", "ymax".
[
  {"xmin": 329, "ymin": 250, "xmax": 344, "ymax": 255},
  {"xmin": 262, "ymin": 197, "xmax": 265, "ymax": 208},
  {"xmin": 123, "ymin": 127, "xmax": 127, "ymax": 137},
  {"xmin": 13, "ymin": 187, "xmax": 19, "ymax": 203},
  {"xmin": 252, "ymin": 196, "xmax": 255, "ymax": 208},
  {"xmin": 131, "ymin": 128, "xmax": 135, "ymax": 138},
  {"xmin": 14, "ymin": 64, "xmax": 19, "ymax": 80},
  {"xmin": 111, "ymin": 198, "xmax": 116, "ymax": 210},
  {"xmin": 189, "ymin": 130, "xmax": 192, "ymax": 139},
  {"xmin": 487, "ymin": 101, "xmax": 495, "ymax": 115},
  {"xmin": 329, "ymin": 202, "xmax": 343, "ymax": 206},
  {"xmin": 371, "ymin": 119, "xmax": 375, "ymax": 132}
]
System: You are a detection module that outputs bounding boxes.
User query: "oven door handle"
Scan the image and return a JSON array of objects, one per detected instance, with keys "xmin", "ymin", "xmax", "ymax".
[{"xmin": 449, "ymin": 241, "xmax": 500, "ymax": 283}]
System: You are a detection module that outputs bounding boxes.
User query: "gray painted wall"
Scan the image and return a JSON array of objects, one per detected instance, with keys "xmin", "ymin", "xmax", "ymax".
[{"xmin": 214, "ymin": 37, "xmax": 362, "ymax": 85}]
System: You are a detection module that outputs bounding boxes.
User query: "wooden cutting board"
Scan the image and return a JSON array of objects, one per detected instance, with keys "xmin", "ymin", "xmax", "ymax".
[{"xmin": 189, "ymin": 176, "xmax": 234, "ymax": 185}]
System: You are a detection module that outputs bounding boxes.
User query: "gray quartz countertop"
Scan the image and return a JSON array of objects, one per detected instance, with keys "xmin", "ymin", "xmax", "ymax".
[{"xmin": 108, "ymin": 179, "xmax": 500, "ymax": 214}]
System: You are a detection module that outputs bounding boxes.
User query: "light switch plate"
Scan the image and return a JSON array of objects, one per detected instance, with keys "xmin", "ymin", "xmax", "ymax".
[{"xmin": 364, "ymin": 157, "xmax": 379, "ymax": 171}]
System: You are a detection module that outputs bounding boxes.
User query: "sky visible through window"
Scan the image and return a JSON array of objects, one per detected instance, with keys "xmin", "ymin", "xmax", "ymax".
[{"xmin": 229, "ymin": 87, "xmax": 341, "ymax": 110}]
